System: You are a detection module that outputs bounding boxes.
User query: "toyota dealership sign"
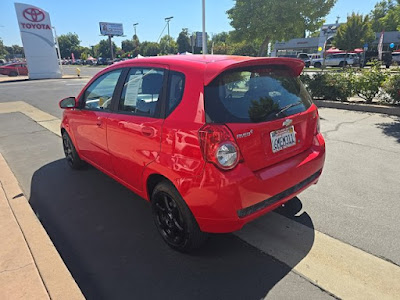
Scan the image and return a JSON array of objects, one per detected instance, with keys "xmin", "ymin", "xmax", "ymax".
[{"xmin": 15, "ymin": 3, "xmax": 61, "ymax": 79}]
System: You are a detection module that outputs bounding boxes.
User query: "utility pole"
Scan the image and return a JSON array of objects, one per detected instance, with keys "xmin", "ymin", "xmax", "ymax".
[
  {"xmin": 133, "ymin": 23, "xmax": 139, "ymax": 37},
  {"xmin": 108, "ymin": 35, "xmax": 114, "ymax": 60}
]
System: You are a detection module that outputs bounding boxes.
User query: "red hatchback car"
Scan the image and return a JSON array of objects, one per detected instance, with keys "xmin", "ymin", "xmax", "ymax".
[
  {"xmin": 59, "ymin": 55, "xmax": 325, "ymax": 252},
  {"xmin": 0, "ymin": 62, "xmax": 28, "ymax": 76}
]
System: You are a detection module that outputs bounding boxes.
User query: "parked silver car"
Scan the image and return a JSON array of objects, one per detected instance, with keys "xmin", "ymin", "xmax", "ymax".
[{"xmin": 313, "ymin": 53, "xmax": 359, "ymax": 68}]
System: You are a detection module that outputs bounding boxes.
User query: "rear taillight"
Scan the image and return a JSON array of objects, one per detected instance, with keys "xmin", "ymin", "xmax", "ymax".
[
  {"xmin": 314, "ymin": 109, "xmax": 320, "ymax": 135},
  {"xmin": 198, "ymin": 124, "xmax": 241, "ymax": 170},
  {"xmin": 316, "ymin": 115, "xmax": 320, "ymax": 134}
]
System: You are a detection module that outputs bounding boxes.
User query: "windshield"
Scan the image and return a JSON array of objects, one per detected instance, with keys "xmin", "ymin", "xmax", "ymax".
[{"xmin": 204, "ymin": 66, "xmax": 312, "ymax": 123}]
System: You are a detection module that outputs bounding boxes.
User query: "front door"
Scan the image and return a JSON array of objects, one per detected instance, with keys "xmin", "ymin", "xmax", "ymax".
[
  {"xmin": 70, "ymin": 69, "xmax": 123, "ymax": 173},
  {"xmin": 107, "ymin": 67, "xmax": 166, "ymax": 192}
]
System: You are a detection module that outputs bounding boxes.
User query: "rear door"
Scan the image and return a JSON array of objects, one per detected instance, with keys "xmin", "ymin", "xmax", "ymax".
[
  {"xmin": 204, "ymin": 66, "xmax": 318, "ymax": 172},
  {"xmin": 106, "ymin": 66, "xmax": 167, "ymax": 192}
]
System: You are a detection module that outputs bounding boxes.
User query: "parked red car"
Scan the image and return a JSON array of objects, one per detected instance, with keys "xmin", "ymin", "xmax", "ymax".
[
  {"xmin": 59, "ymin": 55, "xmax": 325, "ymax": 252},
  {"xmin": 0, "ymin": 62, "xmax": 28, "ymax": 76}
]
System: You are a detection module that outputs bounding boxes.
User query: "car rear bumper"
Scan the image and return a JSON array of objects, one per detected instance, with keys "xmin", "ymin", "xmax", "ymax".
[{"xmin": 184, "ymin": 133, "xmax": 325, "ymax": 233}]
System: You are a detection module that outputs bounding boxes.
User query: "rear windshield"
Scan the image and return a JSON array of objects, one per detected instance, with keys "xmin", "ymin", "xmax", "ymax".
[{"xmin": 204, "ymin": 66, "xmax": 312, "ymax": 123}]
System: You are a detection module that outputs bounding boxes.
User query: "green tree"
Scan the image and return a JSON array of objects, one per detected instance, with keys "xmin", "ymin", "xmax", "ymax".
[
  {"xmin": 229, "ymin": 42, "xmax": 258, "ymax": 56},
  {"xmin": 210, "ymin": 32, "xmax": 231, "ymax": 54},
  {"xmin": 58, "ymin": 33, "xmax": 80, "ymax": 59},
  {"xmin": 159, "ymin": 35, "xmax": 178, "ymax": 55},
  {"xmin": 140, "ymin": 41, "xmax": 160, "ymax": 56},
  {"xmin": 122, "ymin": 39, "xmax": 135, "ymax": 53},
  {"xmin": 5, "ymin": 45, "xmax": 24, "ymax": 59},
  {"xmin": 333, "ymin": 13, "xmax": 375, "ymax": 52},
  {"xmin": 227, "ymin": 0, "xmax": 336, "ymax": 56},
  {"xmin": 369, "ymin": 0, "xmax": 400, "ymax": 32},
  {"xmin": 176, "ymin": 28, "xmax": 191, "ymax": 53},
  {"xmin": 380, "ymin": 4, "xmax": 400, "ymax": 31},
  {"xmin": 0, "ymin": 39, "xmax": 7, "ymax": 58},
  {"xmin": 95, "ymin": 39, "xmax": 117, "ymax": 58}
]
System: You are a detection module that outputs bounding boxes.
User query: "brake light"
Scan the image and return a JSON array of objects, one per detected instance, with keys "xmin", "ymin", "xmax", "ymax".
[
  {"xmin": 198, "ymin": 124, "xmax": 241, "ymax": 170},
  {"xmin": 314, "ymin": 110, "xmax": 320, "ymax": 135}
]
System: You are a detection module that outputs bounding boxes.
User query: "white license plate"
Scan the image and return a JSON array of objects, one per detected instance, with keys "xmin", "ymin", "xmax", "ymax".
[{"xmin": 270, "ymin": 126, "xmax": 296, "ymax": 153}]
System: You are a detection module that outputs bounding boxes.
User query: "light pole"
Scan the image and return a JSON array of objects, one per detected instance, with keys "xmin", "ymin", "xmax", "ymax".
[
  {"xmin": 133, "ymin": 23, "xmax": 139, "ymax": 38},
  {"xmin": 165, "ymin": 16, "xmax": 173, "ymax": 46},
  {"xmin": 202, "ymin": 0, "xmax": 207, "ymax": 54},
  {"xmin": 52, "ymin": 26, "xmax": 63, "ymax": 74}
]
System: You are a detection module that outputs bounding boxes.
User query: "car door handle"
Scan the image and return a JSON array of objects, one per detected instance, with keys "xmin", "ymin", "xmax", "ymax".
[
  {"xmin": 141, "ymin": 127, "xmax": 153, "ymax": 137},
  {"xmin": 96, "ymin": 117, "xmax": 103, "ymax": 127}
]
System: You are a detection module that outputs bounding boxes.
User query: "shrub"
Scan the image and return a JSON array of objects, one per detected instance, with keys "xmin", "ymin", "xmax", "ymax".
[
  {"xmin": 355, "ymin": 63, "xmax": 388, "ymax": 103},
  {"xmin": 382, "ymin": 74, "xmax": 400, "ymax": 105},
  {"xmin": 305, "ymin": 71, "xmax": 355, "ymax": 101}
]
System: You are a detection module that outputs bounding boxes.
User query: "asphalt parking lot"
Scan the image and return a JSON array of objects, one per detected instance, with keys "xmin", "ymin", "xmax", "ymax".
[{"xmin": 0, "ymin": 73, "xmax": 399, "ymax": 299}]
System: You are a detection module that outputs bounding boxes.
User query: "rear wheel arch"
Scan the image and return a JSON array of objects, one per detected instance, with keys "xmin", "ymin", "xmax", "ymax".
[{"xmin": 146, "ymin": 174, "xmax": 173, "ymax": 202}]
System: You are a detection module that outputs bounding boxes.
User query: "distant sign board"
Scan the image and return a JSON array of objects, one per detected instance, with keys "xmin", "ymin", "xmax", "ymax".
[
  {"xmin": 195, "ymin": 32, "xmax": 208, "ymax": 48},
  {"xmin": 99, "ymin": 22, "xmax": 123, "ymax": 36}
]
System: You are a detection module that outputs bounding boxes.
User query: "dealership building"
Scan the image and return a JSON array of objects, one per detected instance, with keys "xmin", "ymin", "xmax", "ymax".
[{"xmin": 271, "ymin": 23, "xmax": 400, "ymax": 57}]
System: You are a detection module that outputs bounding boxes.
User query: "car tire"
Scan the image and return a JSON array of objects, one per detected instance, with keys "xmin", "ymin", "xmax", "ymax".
[
  {"xmin": 314, "ymin": 62, "xmax": 322, "ymax": 68},
  {"xmin": 9, "ymin": 71, "xmax": 18, "ymax": 77},
  {"xmin": 151, "ymin": 180, "xmax": 208, "ymax": 252},
  {"xmin": 62, "ymin": 131, "xmax": 86, "ymax": 170},
  {"xmin": 339, "ymin": 61, "xmax": 347, "ymax": 67}
]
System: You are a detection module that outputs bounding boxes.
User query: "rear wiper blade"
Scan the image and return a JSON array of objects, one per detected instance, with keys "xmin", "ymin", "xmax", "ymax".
[{"xmin": 275, "ymin": 101, "xmax": 303, "ymax": 117}]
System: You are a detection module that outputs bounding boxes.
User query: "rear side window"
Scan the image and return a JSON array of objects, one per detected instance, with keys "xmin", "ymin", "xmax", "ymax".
[
  {"xmin": 118, "ymin": 68, "xmax": 165, "ymax": 117},
  {"xmin": 204, "ymin": 66, "xmax": 312, "ymax": 123},
  {"xmin": 167, "ymin": 71, "xmax": 185, "ymax": 116}
]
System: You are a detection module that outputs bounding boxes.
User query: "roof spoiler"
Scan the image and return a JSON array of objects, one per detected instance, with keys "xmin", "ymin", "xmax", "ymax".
[{"xmin": 204, "ymin": 57, "xmax": 305, "ymax": 86}]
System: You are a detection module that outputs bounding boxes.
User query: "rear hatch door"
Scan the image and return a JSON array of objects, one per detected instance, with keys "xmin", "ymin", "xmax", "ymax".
[{"xmin": 204, "ymin": 64, "xmax": 318, "ymax": 172}]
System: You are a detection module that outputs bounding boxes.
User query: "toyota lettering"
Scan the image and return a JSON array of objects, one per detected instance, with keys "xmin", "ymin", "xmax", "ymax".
[{"xmin": 21, "ymin": 7, "xmax": 51, "ymax": 30}]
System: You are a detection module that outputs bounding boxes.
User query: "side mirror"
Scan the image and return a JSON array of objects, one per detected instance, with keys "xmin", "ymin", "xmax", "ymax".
[{"xmin": 59, "ymin": 97, "xmax": 77, "ymax": 109}]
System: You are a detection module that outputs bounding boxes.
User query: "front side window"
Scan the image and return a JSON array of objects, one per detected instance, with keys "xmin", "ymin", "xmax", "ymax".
[
  {"xmin": 118, "ymin": 68, "xmax": 165, "ymax": 117},
  {"xmin": 82, "ymin": 69, "xmax": 122, "ymax": 111},
  {"xmin": 205, "ymin": 66, "xmax": 312, "ymax": 123}
]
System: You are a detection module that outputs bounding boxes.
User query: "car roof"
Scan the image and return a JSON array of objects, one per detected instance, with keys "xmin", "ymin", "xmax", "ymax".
[{"xmin": 109, "ymin": 55, "xmax": 305, "ymax": 85}]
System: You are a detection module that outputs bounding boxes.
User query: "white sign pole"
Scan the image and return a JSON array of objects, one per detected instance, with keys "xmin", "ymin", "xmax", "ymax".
[
  {"xmin": 14, "ymin": 3, "xmax": 62, "ymax": 79},
  {"xmin": 202, "ymin": 0, "xmax": 207, "ymax": 54}
]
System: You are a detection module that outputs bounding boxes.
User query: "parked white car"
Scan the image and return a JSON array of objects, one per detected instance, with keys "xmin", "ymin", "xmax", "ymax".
[
  {"xmin": 313, "ymin": 53, "xmax": 359, "ymax": 68},
  {"xmin": 392, "ymin": 52, "xmax": 400, "ymax": 64}
]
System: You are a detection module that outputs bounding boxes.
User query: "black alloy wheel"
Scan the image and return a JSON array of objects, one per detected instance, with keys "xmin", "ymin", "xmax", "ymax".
[
  {"xmin": 153, "ymin": 192, "xmax": 186, "ymax": 246},
  {"xmin": 62, "ymin": 132, "xmax": 86, "ymax": 170},
  {"xmin": 151, "ymin": 181, "xmax": 208, "ymax": 252}
]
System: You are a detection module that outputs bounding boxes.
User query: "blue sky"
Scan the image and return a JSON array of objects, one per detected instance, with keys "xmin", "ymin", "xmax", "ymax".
[{"xmin": 0, "ymin": 0, "xmax": 380, "ymax": 47}]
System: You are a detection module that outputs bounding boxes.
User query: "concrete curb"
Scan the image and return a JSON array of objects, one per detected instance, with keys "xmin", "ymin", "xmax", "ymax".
[
  {"xmin": 0, "ymin": 153, "xmax": 84, "ymax": 300},
  {"xmin": 0, "ymin": 75, "xmax": 90, "ymax": 84},
  {"xmin": 314, "ymin": 100, "xmax": 400, "ymax": 117}
]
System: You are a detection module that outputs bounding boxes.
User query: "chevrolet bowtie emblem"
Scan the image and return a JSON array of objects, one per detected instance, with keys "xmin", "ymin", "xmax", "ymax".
[{"xmin": 283, "ymin": 119, "xmax": 293, "ymax": 127}]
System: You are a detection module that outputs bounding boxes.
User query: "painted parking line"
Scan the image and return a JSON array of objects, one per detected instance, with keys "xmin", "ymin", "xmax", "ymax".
[
  {"xmin": 0, "ymin": 101, "xmax": 400, "ymax": 299},
  {"xmin": 235, "ymin": 213, "xmax": 400, "ymax": 300}
]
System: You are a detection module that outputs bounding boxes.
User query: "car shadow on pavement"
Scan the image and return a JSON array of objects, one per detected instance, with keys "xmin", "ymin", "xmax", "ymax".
[
  {"xmin": 376, "ymin": 116, "xmax": 400, "ymax": 143},
  {"xmin": 29, "ymin": 159, "xmax": 315, "ymax": 300}
]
